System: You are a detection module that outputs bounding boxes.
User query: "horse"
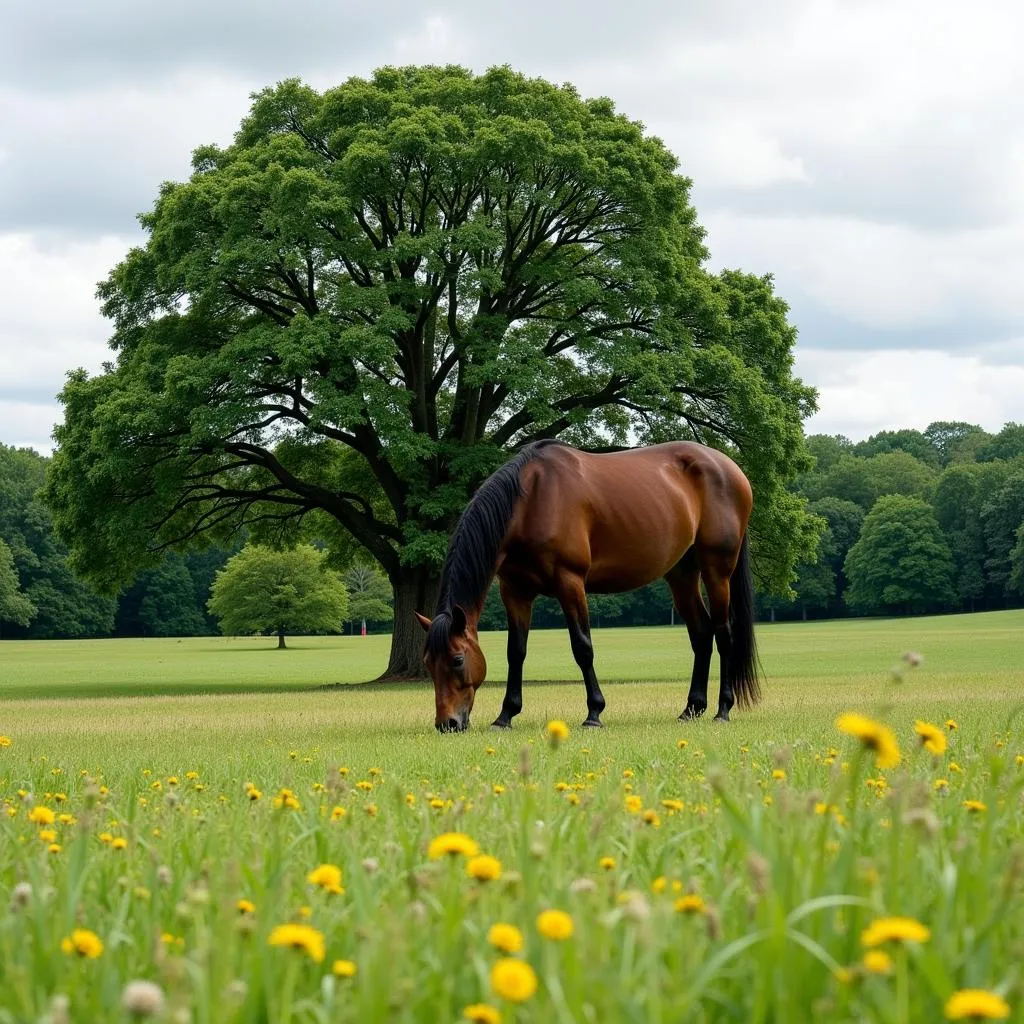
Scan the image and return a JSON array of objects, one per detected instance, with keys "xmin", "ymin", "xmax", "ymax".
[{"xmin": 415, "ymin": 439, "xmax": 761, "ymax": 732}]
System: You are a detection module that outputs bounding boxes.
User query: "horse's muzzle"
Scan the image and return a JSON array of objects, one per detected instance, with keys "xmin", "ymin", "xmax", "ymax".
[{"xmin": 436, "ymin": 714, "xmax": 469, "ymax": 733}]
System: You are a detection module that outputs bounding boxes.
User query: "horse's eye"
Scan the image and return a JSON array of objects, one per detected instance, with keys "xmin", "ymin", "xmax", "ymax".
[{"xmin": 452, "ymin": 654, "xmax": 465, "ymax": 670}]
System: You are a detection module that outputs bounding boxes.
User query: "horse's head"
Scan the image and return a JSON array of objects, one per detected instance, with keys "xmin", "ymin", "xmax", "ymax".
[{"xmin": 416, "ymin": 605, "xmax": 487, "ymax": 732}]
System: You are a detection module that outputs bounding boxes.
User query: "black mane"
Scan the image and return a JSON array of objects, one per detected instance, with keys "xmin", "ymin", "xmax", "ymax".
[{"xmin": 425, "ymin": 440, "xmax": 562, "ymax": 656}]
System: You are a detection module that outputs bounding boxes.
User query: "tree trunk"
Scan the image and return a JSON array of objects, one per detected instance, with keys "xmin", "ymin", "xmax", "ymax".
[
  {"xmin": 277, "ymin": 629, "xmax": 286, "ymax": 649},
  {"xmin": 381, "ymin": 568, "xmax": 440, "ymax": 680}
]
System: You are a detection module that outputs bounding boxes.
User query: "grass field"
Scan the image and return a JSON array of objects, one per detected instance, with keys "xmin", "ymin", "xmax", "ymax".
[{"xmin": 2, "ymin": 611, "xmax": 1024, "ymax": 1022}]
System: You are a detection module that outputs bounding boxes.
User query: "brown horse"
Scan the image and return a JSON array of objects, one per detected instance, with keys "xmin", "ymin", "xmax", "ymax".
[{"xmin": 415, "ymin": 440, "xmax": 761, "ymax": 732}]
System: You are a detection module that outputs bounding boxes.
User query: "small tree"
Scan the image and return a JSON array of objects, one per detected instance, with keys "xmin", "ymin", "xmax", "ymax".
[
  {"xmin": 844, "ymin": 495, "xmax": 956, "ymax": 615},
  {"xmin": 342, "ymin": 563, "xmax": 393, "ymax": 631},
  {"xmin": 0, "ymin": 538, "xmax": 35, "ymax": 636},
  {"xmin": 207, "ymin": 544, "xmax": 349, "ymax": 648}
]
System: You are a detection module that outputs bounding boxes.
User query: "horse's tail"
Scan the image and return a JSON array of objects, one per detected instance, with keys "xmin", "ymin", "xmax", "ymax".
[{"xmin": 729, "ymin": 533, "xmax": 762, "ymax": 709}]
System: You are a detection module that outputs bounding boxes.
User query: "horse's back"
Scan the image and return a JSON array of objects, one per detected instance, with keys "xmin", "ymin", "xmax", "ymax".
[{"xmin": 505, "ymin": 442, "xmax": 752, "ymax": 592}]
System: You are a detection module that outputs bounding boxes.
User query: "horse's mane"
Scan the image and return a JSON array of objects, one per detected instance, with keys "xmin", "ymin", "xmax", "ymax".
[{"xmin": 425, "ymin": 439, "xmax": 563, "ymax": 656}]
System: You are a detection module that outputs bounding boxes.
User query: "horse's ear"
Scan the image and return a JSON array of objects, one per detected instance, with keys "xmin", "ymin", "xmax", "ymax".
[
  {"xmin": 451, "ymin": 605, "xmax": 468, "ymax": 636},
  {"xmin": 414, "ymin": 612, "xmax": 432, "ymax": 633}
]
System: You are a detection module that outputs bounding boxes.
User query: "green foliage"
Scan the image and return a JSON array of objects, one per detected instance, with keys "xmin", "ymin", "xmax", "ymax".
[
  {"xmin": 0, "ymin": 444, "xmax": 115, "ymax": 639},
  {"xmin": 207, "ymin": 544, "xmax": 349, "ymax": 644},
  {"xmin": 923, "ymin": 421, "xmax": 990, "ymax": 466},
  {"xmin": 979, "ymin": 473, "xmax": 1024, "ymax": 596},
  {"xmin": 45, "ymin": 64, "xmax": 817, "ymax": 648},
  {"xmin": 976, "ymin": 422, "xmax": 1024, "ymax": 463},
  {"xmin": 852, "ymin": 428, "xmax": 939, "ymax": 468},
  {"xmin": 1009, "ymin": 523, "xmax": 1024, "ymax": 596},
  {"xmin": 343, "ymin": 562, "xmax": 393, "ymax": 625},
  {"xmin": 844, "ymin": 495, "xmax": 956, "ymax": 614},
  {"xmin": 800, "ymin": 451, "xmax": 937, "ymax": 510},
  {"xmin": 138, "ymin": 554, "xmax": 208, "ymax": 637},
  {"xmin": 0, "ymin": 537, "xmax": 34, "ymax": 632}
]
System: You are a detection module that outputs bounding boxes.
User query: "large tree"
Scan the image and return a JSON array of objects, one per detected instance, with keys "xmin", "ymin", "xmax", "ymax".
[
  {"xmin": 207, "ymin": 543, "xmax": 349, "ymax": 648},
  {"xmin": 45, "ymin": 65, "xmax": 817, "ymax": 676}
]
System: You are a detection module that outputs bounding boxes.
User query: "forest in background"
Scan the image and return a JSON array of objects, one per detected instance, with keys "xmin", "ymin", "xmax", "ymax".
[{"xmin": 3, "ymin": 420, "xmax": 1024, "ymax": 638}]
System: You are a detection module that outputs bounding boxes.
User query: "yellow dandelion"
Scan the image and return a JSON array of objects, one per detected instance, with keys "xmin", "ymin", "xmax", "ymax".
[
  {"xmin": 944, "ymin": 989, "xmax": 1011, "ymax": 1020},
  {"xmin": 487, "ymin": 923, "xmax": 524, "ymax": 955},
  {"xmin": 28, "ymin": 806, "xmax": 55, "ymax": 826},
  {"xmin": 237, "ymin": 899, "xmax": 255, "ymax": 914},
  {"xmin": 48, "ymin": 843, "xmax": 61, "ymax": 854},
  {"xmin": 836, "ymin": 713, "xmax": 901, "ymax": 769},
  {"xmin": 642, "ymin": 809, "xmax": 661, "ymax": 828},
  {"xmin": 246, "ymin": 785, "xmax": 262, "ymax": 801},
  {"xmin": 661, "ymin": 798, "xmax": 685, "ymax": 813},
  {"xmin": 38, "ymin": 828, "xmax": 57, "ymax": 843},
  {"xmin": 0, "ymin": 736, "xmax": 11, "ymax": 747},
  {"xmin": 599, "ymin": 856, "xmax": 616, "ymax": 871},
  {"xmin": 546, "ymin": 720, "xmax": 569, "ymax": 742},
  {"xmin": 111, "ymin": 837, "xmax": 128, "ymax": 851},
  {"xmin": 364, "ymin": 803, "xmax": 378, "ymax": 817},
  {"xmin": 331, "ymin": 959, "xmax": 358, "ymax": 978},
  {"xmin": 307, "ymin": 864, "xmax": 344, "ymax": 895},
  {"xmin": 677, "ymin": 739, "xmax": 689, "ymax": 749},
  {"xmin": 772, "ymin": 769, "xmax": 787, "ymax": 781},
  {"xmin": 492, "ymin": 785, "xmax": 505, "ymax": 795},
  {"xmin": 624, "ymin": 795, "xmax": 643, "ymax": 814},
  {"xmin": 622, "ymin": 769, "xmax": 634, "ymax": 779},
  {"xmin": 963, "ymin": 800, "xmax": 987, "ymax": 813},
  {"xmin": 485, "ymin": 746, "xmax": 495, "ymax": 755},
  {"xmin": 57, "ymin": 813, "xmax": 75, "ymax": 825},
  {"xmin": 490, "ymin": 958, "xmax": 537, "ymax": 1002},
  {"xmin": 863, "ymin": 950, "xmax": 893, "ymax": 974},
  {"xmin": 950, "ymin": 762, "xmax": 963, "ymax": 774},
  {"xmin": 272, "ymin": 788, "xmax": 300, "ymax": 810},
  {"xmin": 429, "ymin": 798, "xmax": 446, "ymax": 810},
  {"xmin": 467, "ymin": 855, "xmax": 503, "ymax": 882},
  {"xmin": 463, "ymin": 1004, "xmax": 502, "ymax": 1024},
  {"xmin": 861, "ymin": 916, "xmax": 931, "ymax": 947},
  {"xmin": 337, "ymin": 766, "xmax": 349, "ymax": 776},
  {"xmin": 267, "ymin": 923, "xmax": 325, "ymax": 963},
  {"xmin": 674, "ymin": 894, "xmax": 706, "ymax": 915},
  {"xmin": 356, "ymin": 780, "xmax": 373, "ymax": 791},
  {"xmin": 428, "ymin": 832, "xmax": 479, "ymax": 859},
  {"xmin": 945, "ymin": 719, "xmax": 958, "ymax": 731},
  {"xmin": 915, "ymin": 721, "xmax": 947, "ymax": 756},
  {"xmin": 536, "ymin": 909, "xmax": 574, "ymax": 940},
  {"xmin": 61, "ymin": 929, "xmax": 104, "ymax": 959},
  {"xmin": 934, "ymin": 779, "xmax": 949, "ymax": 791},
  {"xmin": 331, "ymin": 806, "xmax": 346, "ymax": 821}
]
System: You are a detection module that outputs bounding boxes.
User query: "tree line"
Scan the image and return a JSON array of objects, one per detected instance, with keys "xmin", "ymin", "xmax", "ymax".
[
  {"xmin": 0, "ymin": 443, "xmax": 393, "ymax": 639},
  {"xmin": 6, "ymin": 419, "xmax": 1024, "ymax": 640}
]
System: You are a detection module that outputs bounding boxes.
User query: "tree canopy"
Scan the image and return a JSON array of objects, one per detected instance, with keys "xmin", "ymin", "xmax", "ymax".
[
  {"xmin": 207, "ymin": 543, "xmax": 349, "ymax": 648},
  {"xmin": 844, "ymin": 495, "xmax": 956, "ymax": 614},
  {"xmin": 44, "ymin": 64, "xmax": 817, "ymax": 675}
]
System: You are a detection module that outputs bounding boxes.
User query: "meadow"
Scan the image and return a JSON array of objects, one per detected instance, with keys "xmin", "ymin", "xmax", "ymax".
[{"xmin": 2, "ymin": 610, "xmax": 1023, "ymax": 1022}]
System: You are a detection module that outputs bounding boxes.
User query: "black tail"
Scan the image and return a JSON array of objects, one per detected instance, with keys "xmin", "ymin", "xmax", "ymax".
[{"xmin": 729, "ymin": 534, "xmax": 762, "ymax": 709}]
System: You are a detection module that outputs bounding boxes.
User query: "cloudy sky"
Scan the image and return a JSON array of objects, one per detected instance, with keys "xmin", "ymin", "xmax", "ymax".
[{"xmin": 2, "ymin": 0, "xmax": 1022, "ymax": 452}]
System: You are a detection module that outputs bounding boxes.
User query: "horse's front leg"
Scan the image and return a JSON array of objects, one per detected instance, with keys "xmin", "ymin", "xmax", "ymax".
[
  {"xmin": 554, "ymin": 572, "xmax": 606, "ymax": 728},
  {"xmin": 492, "ymin": 583, "xmax": 535, "ymax": 729}
]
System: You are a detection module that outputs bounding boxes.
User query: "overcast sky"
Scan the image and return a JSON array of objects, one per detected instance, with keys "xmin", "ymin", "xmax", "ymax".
[{"xmin": 2, "ymin": 0, "xmax": 1022, "ymax": 452}]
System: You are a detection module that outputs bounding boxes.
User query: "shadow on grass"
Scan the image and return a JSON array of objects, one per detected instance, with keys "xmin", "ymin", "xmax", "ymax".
[{"xmin": 2, "ymin": 676, "xmax": 663, "ymax": 702}]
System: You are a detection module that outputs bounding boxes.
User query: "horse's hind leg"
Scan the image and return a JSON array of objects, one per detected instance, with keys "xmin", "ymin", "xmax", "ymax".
[
  {"xmin": 665, "ymin": 550, "xmax": 714, "ymax": 720},
  {"xmin": 553, "ymin": 571, "xmax": 606, "ymax": 728},
  {"xmin": 701, "ymin": 550, "xmax": 739, "ymax": 722},
  {"xmin": 493, "ymin": 581, "xmax": 535, "ymax": 729}
]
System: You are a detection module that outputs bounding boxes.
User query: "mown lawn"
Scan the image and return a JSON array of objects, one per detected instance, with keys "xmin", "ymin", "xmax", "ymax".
[{"xmin": 1, "ymin": 610, "xmax": 1023, "ymax": 1021}]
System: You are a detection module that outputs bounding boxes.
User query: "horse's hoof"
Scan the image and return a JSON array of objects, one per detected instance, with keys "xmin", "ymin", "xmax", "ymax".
[
  {"xmin": 679, "ymin": 705, "xmax": 706, "ymax": 721},
  {"xmin": 581, "ymin": 718, "xmax": 604, "ymax": 728},
  {"xmin": 491, "ymin": 719, "xmax": 512, "ymax": 730},
  {"xmin": 712, "ymin": 713, "xmax": 730, "ymax": 724}
]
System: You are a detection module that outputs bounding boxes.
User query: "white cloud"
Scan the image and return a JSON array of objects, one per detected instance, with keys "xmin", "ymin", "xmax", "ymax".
[{"xmin": 797, "ymin": 347, "xmax": 1024, "ymax": 438}]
